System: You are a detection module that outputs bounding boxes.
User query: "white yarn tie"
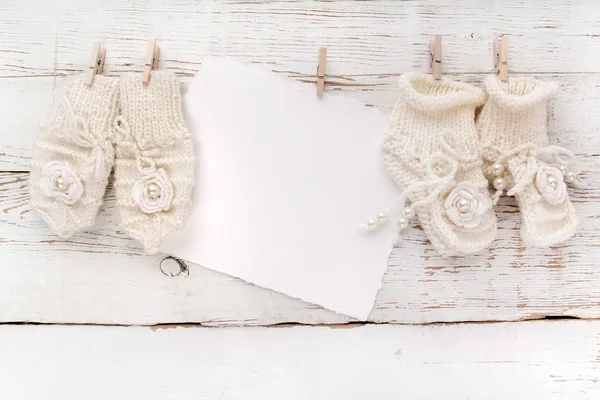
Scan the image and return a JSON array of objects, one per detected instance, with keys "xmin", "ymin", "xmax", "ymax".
[
  {"xmin": 60, "ymin": 95, "xmax": 106, "ymax": 181},
  {"xmin": 535, "ymin": 145, "xmax": 575, "ymax": 166},
  {"xmin": 365, "ymin": 134, "xmax": 477, "ymax": 232},
  {"xmin": 403, "ymin": 151, "xmax": 458, "ymax": 212},
  {"xmin": 114, "ymin": 116, "xmax": 161, "ymax": 175},
  {"xmin": 488, "ymin": 143, "xmax": 581, "ymax": 198},
  {"xmin": 400, "ymin": 134, "xmax": 482, "ymax": 213}
]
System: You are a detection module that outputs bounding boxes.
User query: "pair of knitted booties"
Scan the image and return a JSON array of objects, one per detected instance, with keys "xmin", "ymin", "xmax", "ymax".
[
  {"xmin": 29, "ymin": 72, "xmax": 195, "ymax": 254},
  {"xmin": 380, "ymin": 73, "xmax": 578, "ymax": 256}
]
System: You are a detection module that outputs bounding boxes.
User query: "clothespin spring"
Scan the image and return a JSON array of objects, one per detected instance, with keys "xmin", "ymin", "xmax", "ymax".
[
  {"xmin": 84, "ymin": 43, "xmax": 106, "ymax": 86},
  {"xmin": 494, "ymin": 35, "xmax": 509, "ymax": 82},
  {"xmin": 429, "ymin": 35, "xmax": 442, "ymax": 80}
]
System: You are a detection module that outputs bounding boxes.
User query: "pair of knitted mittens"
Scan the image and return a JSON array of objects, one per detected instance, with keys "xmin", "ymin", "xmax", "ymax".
[
  {"xmin": 29, "ymin": 71, "xmax": 195, "ymax": 254},
  {"xmin": 382, "ymin": 73, "xmax": 577, "ymax": 256}
]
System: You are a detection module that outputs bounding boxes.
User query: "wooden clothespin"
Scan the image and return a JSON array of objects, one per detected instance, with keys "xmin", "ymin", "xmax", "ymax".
[
  {"xmin": 317, "ymin": 47, "xmax": 327, "ymax": 97},
  {"xmin": 142, "ymin": 39, "xmax": 159, "ymax": 84},
  {"xmin": 494, "ymin": 35, "xmax": 509, "ymax": 82},
  {"xmin": 429, "ymin": 35, "xmax": 442, "ymax": 80},
  {"xmin": 84, "ymin": 43, "xmax": 106, "ymax": 86}
]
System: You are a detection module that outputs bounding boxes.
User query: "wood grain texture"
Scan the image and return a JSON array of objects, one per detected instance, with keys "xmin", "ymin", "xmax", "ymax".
[
  {"xmin": 1, "ymin": 0, "xmax": 599, "ymax": 326},
  {"xmin": 1, "ymin": 321, "xmax": 600, "ymax": 399},
  {"xmin": 0, "ymin": 0, "xmax": 599, "ymax": 78},
  {"xmin": 2, "ymin": 168, "xmax": 598, "ymax": 325}
]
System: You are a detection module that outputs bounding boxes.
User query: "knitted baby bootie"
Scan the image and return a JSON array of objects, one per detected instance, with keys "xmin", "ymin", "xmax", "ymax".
[
  {"xmin": 114, "ymin": 71, "xmax": 195, "ymax": 254},
  {"xmin": 380, "ymin": 73, "xmax": 496, "ymax": 256},
  {"xmin": 29, "ymin": 74, "xmax": 118, "ymax": 237},
  {"xmin": 477, "ymin": 76, "xmax": 578, "ymax": 246}
]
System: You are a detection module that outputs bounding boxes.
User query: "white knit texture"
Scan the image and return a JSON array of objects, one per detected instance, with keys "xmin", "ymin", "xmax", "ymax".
[
  {"xmin": 29, "ymin": 74, "xmax": 118, "ymax": 238},
  {"xmin": 382, "ymin": 73, "xmax": 496, "ymax": 256},
  {"xmin": 114, "ymin": 71, "xmax": 195, "ymax": 254},
  {"xmin": 477, "ymin": 76, "xmax": 577, "ymax": 246}
]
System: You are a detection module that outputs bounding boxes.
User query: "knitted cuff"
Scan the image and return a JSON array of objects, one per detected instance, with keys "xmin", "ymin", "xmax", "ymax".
[
  {"xmin": 114, "ymin": 71, "xmax": 195, "ymax": 254},
  {"xmin": 484, "ymin": 76, "xmax": 558, "ymax": 112},
  {"xmin": 479, "ymin": 76, "xmax": 558, "ymax": 155},
  {"xmin": 119, "ymin": 71, "xmax": 189, "ymax": 150},
  {"xmin": 396, "ymin": 72, "xmax": 488, "ymax": 113},
  {"xmin": 29, "ymin": 74, "xmax": 118, "ymax": 238},
  {"xmin": 382, "ymin": 73, "xmax": 496, "ymax": 256},
  {"xmin": 63, "ymin": 75, "xmax": 122, "ymax": 140}
]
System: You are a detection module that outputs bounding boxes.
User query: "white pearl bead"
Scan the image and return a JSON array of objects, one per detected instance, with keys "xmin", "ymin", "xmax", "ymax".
[
  {"xmin": 366, "ymin": 219, "xmax": 377, "ymax": 230},
  {"xmin": 376, "ymin": 212, "xmax": 388, "ymax": 222},
  {"xmin": 493, "ymin": 177, "xmax": 506, "ymax": 190},
  {"xmin": 404, "ymin": 206, "xmax": 415, "ymax": 219},
  {"xmin": 53, "ymin": 175, "xmax": 68, "ymax": 191},
  {"xmin": 558, "ymin": 165, "xmax": 568, "ymax": 175},
  {"xmin": 564, "ymin": 172, "xmax": 576, "ymax": 184},
  {"xmin": 457, "ymin": 198, "xmax": 471, "ymax": 213},
  {"xmin": 397, "ymin": 217, "xmax": 409, "ymax": 231},
  {"xmin": 146, "ymin": 183, "xmax": 160, "ymax": 199},
  {"xmin": 491, "ymin": 163, "xmax": 505, "ymax": 176},
  {"xmin": 547, "ymin": 175, "xmax": 557, "ymax": 189}
]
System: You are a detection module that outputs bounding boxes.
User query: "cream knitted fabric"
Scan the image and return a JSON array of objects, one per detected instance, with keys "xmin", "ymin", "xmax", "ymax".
[
  {"xmin": 477, "ymin": 76, "xmax": 577, "ymax": 246},
  {"xmin": 29, "ymin": 74, "xmax": 118, "ymax": 237},
  {"xmin": 114, "ymin": 71, "xmax": 195, "ymax": 254},
  {"xmin": 382, "ymin": 73, "xmax": 496, "ymax": 256}
]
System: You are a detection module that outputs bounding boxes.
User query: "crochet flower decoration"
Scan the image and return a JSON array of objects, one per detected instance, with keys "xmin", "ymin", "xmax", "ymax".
[
  {"xmin": 132, "ymin": 168, "xmax": 174, "ymax": 214},
  {"xmin": 444, "ymin": 181, "xmax": 490, "ymax": 228},
  {"xmin": 535, "ymin": 165, "xmax": 567, "ymax": 205},
  {"xmin": 39, "ymin": 160, "xmax": 84, "ymax": 204}
]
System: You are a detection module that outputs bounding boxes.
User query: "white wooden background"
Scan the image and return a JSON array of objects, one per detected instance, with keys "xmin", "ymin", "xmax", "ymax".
[{"xmin": 1, "ymin": 0, "xmax": 599, "ymax": 397}]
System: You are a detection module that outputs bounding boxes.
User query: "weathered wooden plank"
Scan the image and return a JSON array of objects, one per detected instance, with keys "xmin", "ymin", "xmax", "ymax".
[
  {"xmin": 0, "ymin": 0, "xmax": 599, "ymax": 78},
  {"xmin": 2, "ymin": 0, "xmax": 600, "ymax": 327},
  {"xmin": 0, "ymin": 321, "xmax": 599, "ymax": 399},
  {"xmin": 1, "ymin": 73, "xmax": 598, "ymax": 172},
  {"xmin": 1, "ymin": 163, "xmax": 598, "ymax": 325},
  {"xmin": 0, "ymin": 174, "xmax": 348, "ymax": 326}
]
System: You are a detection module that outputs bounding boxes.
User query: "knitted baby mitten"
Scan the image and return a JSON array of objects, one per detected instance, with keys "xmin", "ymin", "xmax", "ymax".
[
  {"xmin": 29, "ymin": 75, "xmax": 118, "ymax": 237},
  {"xmin": 380, "ymin": 73, "xmax": 496, "ymax": 256},
  {"xmin": 477, "ymin": 76, "xmax": 578, "ymax": 246},
  {"xmin": 114, "ymin": 71, "xmax": 195, "ymax": 254}
]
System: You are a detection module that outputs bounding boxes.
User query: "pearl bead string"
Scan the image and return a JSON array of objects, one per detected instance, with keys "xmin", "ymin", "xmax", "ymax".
[
  {"xmin": 490, "ymin": 160, "xmax": 579, "ymax": 203},
  {"xmin": 362, "ymin": 204, "xmax": 416, "ymax": 233}
]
